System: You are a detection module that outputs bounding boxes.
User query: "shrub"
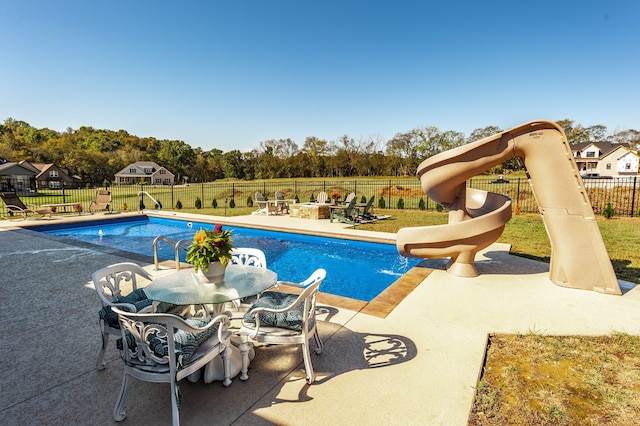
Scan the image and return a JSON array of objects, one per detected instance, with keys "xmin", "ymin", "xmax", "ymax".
[
  {"xmin": 229, "ymin": 198, "xmax": 236, "ymax": 208},
  {"xmin": 211, "ymin": 199, "xmax": 218, "ymax": 208},
  {"xmin": 397, "ymin": 198, "xmax": 405, "ymax": 209},
  {"xmin": 246, "ymin": 196, "xmax": 253, "ymax": 207},
  {"xmin": 435, "ymin": 203, "xmax": 444, "ymax": 212},
  {"xmin": 294, "ymin": 194, "xmax": 300, "ymax": 203},
  {"xmin": 418, "ymin": 197, "xmax": 426, "ymax": 210},
  {"xmin": 514, "ymin": 203, "xmax": 521, "ymax": 215},
  {"xmin": 603, "ymin": 202, "xmax": 614, "ymax": 219},
  {"xmin": 175, "ymin": 200, "xmax": 182, "ymax": 209},
  {"xmin": 309, "ymin": 193, "xmax": 315, "ymax": 202},
  {"xmin": 361, "ymin": 195, "xmax": 367, "ymax": 203},
  {"xmin": 378, "ymin": 196, "xmax": 386, "ymax": 209},
  {"xmin": 195, "ymin": 197, "xmax": 202, "ymax": 209}
]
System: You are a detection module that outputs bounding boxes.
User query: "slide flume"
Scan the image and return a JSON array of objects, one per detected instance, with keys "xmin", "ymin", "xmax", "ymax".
[{"xmin": 396, "ymin": 120, "xmax": 621, "ymax": 295}]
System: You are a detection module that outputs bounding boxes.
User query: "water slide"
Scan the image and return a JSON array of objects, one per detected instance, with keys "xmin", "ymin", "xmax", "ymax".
[{"xmin": 396, "ymin": 120, "xmax": 621, "ymax": 295}]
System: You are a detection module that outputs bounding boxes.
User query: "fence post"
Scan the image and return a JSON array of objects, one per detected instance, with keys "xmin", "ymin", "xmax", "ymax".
[
  {"xmin": 631, "ymin": 176, "xmax": 637, "ymax": 217},
  {"xmin": 516, "ymin": 178, "xmax": 521, "ymax": 211}
]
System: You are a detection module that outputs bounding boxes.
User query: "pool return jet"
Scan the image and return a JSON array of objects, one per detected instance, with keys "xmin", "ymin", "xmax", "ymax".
[{"xmin": 396, "ymin": 120, "xmax": 621, "ymax": 295}]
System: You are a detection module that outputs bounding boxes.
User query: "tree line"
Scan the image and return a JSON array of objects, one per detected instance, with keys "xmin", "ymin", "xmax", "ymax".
[{"xmin": 1, "ymin": 117, "xmax": 638, "ymax": 186}]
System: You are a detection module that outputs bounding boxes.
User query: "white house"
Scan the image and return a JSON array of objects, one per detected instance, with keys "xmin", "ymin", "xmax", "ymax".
[
  {"xmin": 114, "ymin": 161, "xmax": 175, "ymax": 185},
  {"xmin": 572, "ymin": 142, "xmax": 638, "ymax": 177}
]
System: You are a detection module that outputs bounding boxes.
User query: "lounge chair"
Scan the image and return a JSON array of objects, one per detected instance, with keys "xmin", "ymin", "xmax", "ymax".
[
  {"xmin": 343, "ymin": 192, "xmax": 356, "ymax": 205},
  {"xmin": 252, "ymin": 191, "xmax": 268, "ymax": 215},
  {"xmin": 89, "ymin": 189, "xmax": 112, "ymax": 214},
  {"xmin": 356, "ymin": 195, "xmax": 377, "ymax": 222},
  {"xmin": 316, "ymin": 191, "xmax": 329, "ymax": 204},
  {"xmin": 0, "ymin": 191, "xmax": 53, "ymax": 219},
  {"xmin": 329, "ymin": 196, "xmax": 358, "ymax": 224},
  {"xmin": 275, "ymin": 191, "xmax": 290, "ymax": 214}
]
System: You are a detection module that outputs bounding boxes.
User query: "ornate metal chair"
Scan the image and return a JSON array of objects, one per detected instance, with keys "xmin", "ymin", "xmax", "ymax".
[
  {"xmin": 111, "ymin": 307, "xmax": 232, "ymax": 425},
  {"xmin": 228, "ymin": 248, "xmax": 268, "ymax": 310},
  {"xmin": 92, "ymin": 262, "xmax": 153, "ymax": 370},
  {"xmin": 240, "ymin": 268, "xmax": 326, "ymax": 384}
]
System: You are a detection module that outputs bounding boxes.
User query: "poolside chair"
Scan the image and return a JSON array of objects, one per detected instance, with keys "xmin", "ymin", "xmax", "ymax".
[
  {"xmin": 112, "ymin": 307, "xmax": 233, "ymax": 425},
  {"xmin": 92, "ymin": 262, "xmax": 154, "ymax": 370},
  {"xmin": 316, "ymin": 191, "xmax": 329, "ymax": 204},
  {"xmin": 356, "ymin": 195, "xmax": 376, "ymax": 222},
  {"xmin": 240, "ymin": 268, "xmax": 326, "ymax": 384},
  {"xmin": 0, "ymin": 191, "xmax": 53, "ymax": 219},
  {"xmin": 228, "ymin": 247, "xmax": 269, "ymax": 310},
  {"xmin": 89, "ymin": 189, "xmax": 112, "ymax": 214},
  {"xmin": 343, "ymin": 192, "xmax": 356, "ymax": 205},
  {"xmin": 329, "ymin": 196, "xmax": 358, "ymax": 224},
  {"xmin": 252, "ymin": 191, "xmax": 268, "ymax": 215},
  {"xmin": 275, "ymin": 191, "xmax": 290, "ymax": 215}
]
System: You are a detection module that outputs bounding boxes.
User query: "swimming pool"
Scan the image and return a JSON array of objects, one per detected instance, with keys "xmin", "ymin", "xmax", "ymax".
[{"xmin": 38, "ymin": 216, "xmax": 420, "ymax": 302}]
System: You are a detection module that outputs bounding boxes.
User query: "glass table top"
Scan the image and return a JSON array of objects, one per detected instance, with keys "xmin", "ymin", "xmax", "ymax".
[{"xmin": 144, "ymin": 265, "xmax": 278, "ymax": 305}]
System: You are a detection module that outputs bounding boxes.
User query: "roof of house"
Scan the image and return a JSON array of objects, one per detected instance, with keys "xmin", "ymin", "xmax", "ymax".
[
  {"xmin": 0, "ymin": 162, "xmax": 37, "ymax": 176},
  {"xmin": 571, "ymin": 142, "xmax": 631, "ymax": 158}
]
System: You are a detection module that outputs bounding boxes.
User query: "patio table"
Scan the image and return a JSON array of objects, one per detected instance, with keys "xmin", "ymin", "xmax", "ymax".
[{"xmin": 144, "ymin": 265, "xmax": 278, "ymax": 382}]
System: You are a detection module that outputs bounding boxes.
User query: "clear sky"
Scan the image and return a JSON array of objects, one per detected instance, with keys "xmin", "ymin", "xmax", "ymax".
[{"xmin": 1, "ymin": 0, "xmax": 638, "ymax": 152}]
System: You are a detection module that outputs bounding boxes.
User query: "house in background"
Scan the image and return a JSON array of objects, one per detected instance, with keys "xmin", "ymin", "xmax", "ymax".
[
  {"xmin": 114, "ymin": 161, "xmax": 175, "ymax": 185},
  {"xmin": 0, "ymin": 160, "xmax": 37, "ymax": 194},
  {"xmin": 572, "ymin": 142, "xmax": 639, "ymax": 177},
  {"xmin": 22, "ymin": 161, "xmax": 83, "ymax": 189}
]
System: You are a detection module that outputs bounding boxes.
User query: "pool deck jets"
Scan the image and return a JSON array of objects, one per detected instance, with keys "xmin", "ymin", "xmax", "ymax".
[{"xmin": 1, "ymin": 213, "xmax": 640, "ymax": 425}]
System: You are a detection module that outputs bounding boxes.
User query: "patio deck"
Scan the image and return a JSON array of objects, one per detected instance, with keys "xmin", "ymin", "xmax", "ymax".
[{"xmin": 1, "ymin": 212, "xmax": 639, "ymax": 425}]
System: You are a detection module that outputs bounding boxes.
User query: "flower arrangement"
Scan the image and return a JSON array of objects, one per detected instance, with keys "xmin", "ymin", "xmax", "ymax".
[
  {"xmin": 185, "ymin": 224, "xmax": 235, "ymax": 272},
  {"xmin": 329, "ymin": 191, "xmax": 341, "ymax": 201}
]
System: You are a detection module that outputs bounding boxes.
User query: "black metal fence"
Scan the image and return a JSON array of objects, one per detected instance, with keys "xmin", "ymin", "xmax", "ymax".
[{"xmin": 2, "ymin": 177, "xmax": 639, "ymax": 217}]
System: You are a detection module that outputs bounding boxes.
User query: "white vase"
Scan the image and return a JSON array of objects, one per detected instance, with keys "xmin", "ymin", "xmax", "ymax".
[{"xmin": 199, "ymin": 261, "xmax": 226, "ymax": 283}]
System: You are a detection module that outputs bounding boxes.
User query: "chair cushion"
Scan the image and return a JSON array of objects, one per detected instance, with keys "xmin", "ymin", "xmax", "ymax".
[
  {"xmin": 243, "ymin": 291, "xmax": 303, "ymax": 331},
  {"xmin": 99, "ymin": 288, "xmax": 152, "ymax": 327},
  {"xmin": 117, "ymin": 317, "xmax": 220, "ymax": 366}
]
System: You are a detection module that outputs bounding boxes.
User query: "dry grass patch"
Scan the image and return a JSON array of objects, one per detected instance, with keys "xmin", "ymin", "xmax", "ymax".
[{"xmin": 469, "ymin": 333, "xmax": 640, "ymax": 425}]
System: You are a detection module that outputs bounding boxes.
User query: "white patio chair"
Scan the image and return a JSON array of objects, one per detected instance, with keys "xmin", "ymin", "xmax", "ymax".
[
  {"xmin": 230, "ymin": 247, "xmax": 267, "ymax": 268},
  {"xmin": 228, "ymin": 248, "xmax": 268, "ymax": 310},
  {"xmin": 239, "ymin": 268, "xmax": 326, "ymax": 384},
  {"xmin": 316, "ymin": 191, "xmax": 329, "ymax": 204},
  {"xmin": 111, "ymin": 307, "xmax": 233, "ymax": 426},
  {"xmin": 93, "ymin": 262, "xmax": 153, "ymax": 370}
]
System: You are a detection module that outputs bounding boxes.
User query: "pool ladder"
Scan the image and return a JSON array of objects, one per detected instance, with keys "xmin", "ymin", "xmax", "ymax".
[{"xmin": 153, "ymin": 235, "xmax": 190, "ymax": 271}]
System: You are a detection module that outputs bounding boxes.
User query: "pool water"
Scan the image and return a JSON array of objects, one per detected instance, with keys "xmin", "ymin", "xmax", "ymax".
[{"xmin": 39, "ymin": 216, "xmax": 420, "ymax": 302}]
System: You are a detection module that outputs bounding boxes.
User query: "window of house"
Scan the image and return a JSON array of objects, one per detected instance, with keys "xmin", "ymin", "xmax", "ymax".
[
  {"xmin": 586, "ymin": 152, "xmax": 595, "ymax": 158},
  {"xmin": 626, "ymin": 163, "xmax": 632, "ymax": 170},
  {"xmin": 606, "ymin": 163, "xmax": 611, "ymax": 170},
  {"xmin": 49, "ymin": 181, "xmax": 61, "ymax": 189},
  {"xmin": 129, "ymin": 168, "xmax": 136, "ymax": 173},
  {"xmin": 155, "ymin": 178, "xmax": 161, "ymax": 184},
  {"xmin": 49, "ymin": 170, "xmax": 59, "ymax": 177},
  {"xmin": 144, "ymin": 168, "xmax": 152, "ymax": 174},
  {"xmin": 160, "ymin": 169, "xmax": 166, "ymax": 174}
]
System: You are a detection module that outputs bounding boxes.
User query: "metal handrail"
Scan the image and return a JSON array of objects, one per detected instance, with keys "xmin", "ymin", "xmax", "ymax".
[
  {"xmin": 152, "ymin": 235, "xmax": 190, "ymax": 271},
  {"xmin": 138, "ymin": 190, "xmax": 162, "ymax": 210}
]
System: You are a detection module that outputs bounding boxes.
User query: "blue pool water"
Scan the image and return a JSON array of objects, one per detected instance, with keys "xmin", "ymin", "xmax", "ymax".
[{"xmin": 38, "ymin": 216, "xmax": 420, "ymax": 302}]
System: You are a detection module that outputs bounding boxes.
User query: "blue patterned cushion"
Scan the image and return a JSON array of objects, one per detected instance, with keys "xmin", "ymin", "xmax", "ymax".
[
  {"xmin": 99, "ymin": 288, "xmax": 152, "ymax": 327},
  {"xmin": 243, "ymin": 291, "xmax": 303, "ymax": 331},
  {"xmin": 117, "ymin": 317, "xmax": 219, "ymax": 366}
]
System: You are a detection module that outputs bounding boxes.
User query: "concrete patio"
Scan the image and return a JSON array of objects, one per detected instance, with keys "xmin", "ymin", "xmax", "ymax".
[{"xmin": 1, "ymin": 212, "xmax": 639, "ymax": 425}]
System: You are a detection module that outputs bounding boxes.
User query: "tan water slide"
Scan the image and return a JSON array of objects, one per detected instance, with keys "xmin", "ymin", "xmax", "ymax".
[{"xmin": 396, "ymin": 120, "xmax": 621, "ymax": 295}]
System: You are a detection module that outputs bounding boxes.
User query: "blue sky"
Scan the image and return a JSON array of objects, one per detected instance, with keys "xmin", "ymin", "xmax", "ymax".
[{"xmin": 1, "ymin": 1, "xmax": 638, "ymax": 152}]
